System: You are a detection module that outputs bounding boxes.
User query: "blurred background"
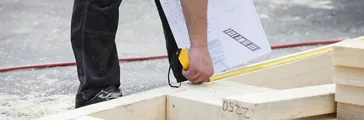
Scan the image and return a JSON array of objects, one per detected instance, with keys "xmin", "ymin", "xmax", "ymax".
[{"xmin": 0, "ymin": 0, "xmax": 364, "ymax": 119}]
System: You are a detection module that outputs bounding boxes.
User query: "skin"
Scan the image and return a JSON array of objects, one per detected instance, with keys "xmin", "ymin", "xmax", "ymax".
[{"xmin": 180, "ymin": 0, "xmax": 214, "ymax": 84}]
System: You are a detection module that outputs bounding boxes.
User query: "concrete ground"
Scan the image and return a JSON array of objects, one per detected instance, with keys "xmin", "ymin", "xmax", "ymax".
[{"xmin": 0, "ymin": 0, "xmax": 363, "ymax": 119}]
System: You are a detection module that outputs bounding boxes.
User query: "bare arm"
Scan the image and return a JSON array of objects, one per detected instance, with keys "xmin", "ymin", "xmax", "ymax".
[
  {"xmin": 180, "ymin": 0, "xmax": 213, "ymax": 84},
  {"xmin": 180, "ymin": 0, "xmax": 208, "ymax": 48}
]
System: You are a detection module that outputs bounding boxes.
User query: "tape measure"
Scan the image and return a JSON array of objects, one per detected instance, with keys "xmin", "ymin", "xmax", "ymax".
[
  {"xmin": 178, "ymin": 48, "xmax": 190, "ymax": 70},
  {"xmin": 168, "ymin": 45, "xmax": 334, "ymax": 87},
  {"xmin": 168, "ymin": 48, "xmax": 190, "ymax": 88},
  {"xmin": 210, "ymin": 45, "xmax": 333, "ymax": 81}
]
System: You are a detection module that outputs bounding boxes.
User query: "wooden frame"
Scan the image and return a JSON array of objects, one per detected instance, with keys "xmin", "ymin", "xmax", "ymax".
[
  {"xmin": 36, "ymin": 46, "xmax": 335, "ymax": 120},
  {"xmin": 38, "ymin": 37, "xmax": 364, "ymax": 120}
]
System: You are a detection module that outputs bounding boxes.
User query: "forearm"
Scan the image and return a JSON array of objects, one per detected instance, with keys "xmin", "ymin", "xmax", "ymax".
[{"xmin": 180, "ymin": 0, "xmax": 208, "ymax": 48}]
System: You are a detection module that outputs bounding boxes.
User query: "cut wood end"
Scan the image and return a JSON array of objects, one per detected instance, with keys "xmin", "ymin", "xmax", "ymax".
[{"xmin": 333, "ymin": 38, "xmax": 364, "ymax": 49}]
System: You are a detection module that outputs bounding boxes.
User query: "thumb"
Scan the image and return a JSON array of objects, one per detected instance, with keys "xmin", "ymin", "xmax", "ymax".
[{"xmin": 182, "ymin": 69, "xmax": 189, "ymax": 79}]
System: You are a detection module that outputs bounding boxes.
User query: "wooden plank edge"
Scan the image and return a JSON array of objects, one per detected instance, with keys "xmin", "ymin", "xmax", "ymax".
[
  {"xmin": 165, "ymin": 82, "xmax": 275, "ymax": 120},
  {"xmin": 337, "ymin": 102, "xmax": 364, "ymax": 120},
  {"xmin": 332, "ymin": 38, "xmax": 364, "ymax": 68},
  {"xmin": 293, "ymin": 113, "xmax": 337, "ymax": 120},
  {"xmin": 333, "ymin": 65, "xmax": 364, "ymax": 88},
  {"xmin": 335, "ymin": 84, "xmax": 364, "ymax": 106},
  {"xmin": 36, "ymin": 82, "xmax": 194, "ymax": 120},
  {"xmin": 221, "ymin": 84, "xmax": 336, "ymax": 120}
]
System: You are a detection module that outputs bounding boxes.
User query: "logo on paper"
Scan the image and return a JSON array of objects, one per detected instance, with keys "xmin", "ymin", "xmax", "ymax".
[{"xmin": 223, "ymin": 28, "xmax": 261, "ymax": 51}]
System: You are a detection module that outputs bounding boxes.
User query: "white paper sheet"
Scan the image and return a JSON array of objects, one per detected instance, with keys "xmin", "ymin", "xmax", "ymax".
[{"xmin": 160, "ymin": 0, "xmax": 272, "ymax": 73}]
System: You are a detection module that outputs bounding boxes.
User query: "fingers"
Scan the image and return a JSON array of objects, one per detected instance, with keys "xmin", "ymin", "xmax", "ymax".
[
  {"xmin": 182, "ymin": 69, "xmax": 200, "ymax": 81},
  {"xmin": 193, "ymin": 76, "xmax": 207, "ymax": 84},
  {"xmin": 182, "ymin": 68, "xmax": 209, "ymax": 84}
]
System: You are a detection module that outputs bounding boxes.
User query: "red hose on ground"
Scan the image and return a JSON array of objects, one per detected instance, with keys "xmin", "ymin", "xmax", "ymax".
[
  {"xmin": 270, "ymin": 39, "xmax": 341, "ymax": 49},
  {"xmin": 0, "ymin": 39, "xmax": 341, "ymax": 72}
]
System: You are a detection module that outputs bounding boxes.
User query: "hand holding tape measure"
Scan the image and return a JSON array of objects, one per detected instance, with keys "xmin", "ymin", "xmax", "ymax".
[
  {"xmin": 181, "ymin": 47, "xmax": 214, "ymax": 84},
  {"xmin": 168, "ymin": 47, "xmax": 214, "ymax": 87}
]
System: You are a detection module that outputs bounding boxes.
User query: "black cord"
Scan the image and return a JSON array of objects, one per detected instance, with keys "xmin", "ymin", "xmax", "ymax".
[
  {"xmin": 167, "ymin": 49, "xmax": 182, "ymax": 88},
  {"xmin": 168, "ymin": 65, "xmax": 181, "ymax": 88}
]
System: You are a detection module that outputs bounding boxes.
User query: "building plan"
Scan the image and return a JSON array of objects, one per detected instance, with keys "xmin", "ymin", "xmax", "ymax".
[{"xmin": 160, "ymin": 0, "xmax": 272, "ymax": 73}]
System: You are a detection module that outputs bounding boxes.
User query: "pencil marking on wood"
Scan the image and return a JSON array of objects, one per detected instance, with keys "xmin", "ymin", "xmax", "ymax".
[{"xmin": 222, "ymin": 100, "xmax": 254, "ymax": 119}]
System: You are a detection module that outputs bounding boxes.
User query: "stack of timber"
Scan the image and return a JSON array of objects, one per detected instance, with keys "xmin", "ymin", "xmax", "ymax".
[
  {"xmin": 37, "ymin": 36, "xmax": 364, "ymax": 120},
  {"xmin": 332, "ymin": 37, "xmax": 364, "ymax": 120}
]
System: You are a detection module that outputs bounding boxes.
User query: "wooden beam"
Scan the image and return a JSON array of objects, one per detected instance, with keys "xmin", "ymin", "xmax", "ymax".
[
  {"xmin": 166, "ymin": 81, "xmax": 274, "ymax": 120},
  {"xmin": 335, "ymin": 84, "xmax": 364, "ymax": 106},
  {"xmin": 221, "ymin": 84, "xmax": 336, "ymax": 120},
  {"xmin": 333, "ymin": 66, "xmax": 364, "ymax": 87},
  {"xmin": 89, "ymin": 96, "xmax": 166, "ymax": 120},
  {"xmin": 36, "ymin": 82, "xmax": 195, "ymax": 120},
  {"xmin": 293, "ymin": 113, "xmax": 336, "ymax": 120},
  {"xmin": 337, "ymin": 102, "xmax": 364, "ymax": 120},
  {"xmin": 332, "ymin": 38, "xmax": 364, "ymax": 68},
  {"xmin": 225, "ymin": 47, "xmax": 333, "ymax": 90}
]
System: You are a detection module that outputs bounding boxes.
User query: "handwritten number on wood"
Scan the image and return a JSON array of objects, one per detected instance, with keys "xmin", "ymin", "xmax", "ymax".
[
  {"xmin": 241, "ymin": 107, "xmax": 250, "ymax": 119},
  {"xmin": 222, "ymin": 101, "xmax": 228, "ymax": 111},
  {"xmin": 235, "ymin": 104, "xmax": 242, "ymax": 115},
  {"xmin": 222, "ymin": 100, "xmax": 253, "ymax": 119},
  {"xmin": 228, "ymin": 102, "xmax": 234, "ymax": 112}
]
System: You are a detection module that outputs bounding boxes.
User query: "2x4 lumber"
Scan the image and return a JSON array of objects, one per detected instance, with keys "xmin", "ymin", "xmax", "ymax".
[
  {"xmin": 225, "ymin": 46, "xmax": 333, "ymax": 90},
  {"xmin": 89, "ymin": 96, "xmax": 165, "ymax": 120},
  {"xmin": 221, "ymin": 84, "xmax": 336, "ymax": 120},
  {"xmin": 65, "ymin": 96, "xmax": 166, "ymax": 120},
  {"xmin": 335, "ymin": 84, "xmax": 364, "ymax": 106},
  {"xmin": 72, "ymin": 116, "xmax": 105, "ymax": 120},
  {"xmin": 36, "ymin": 82, "xmax": 195, "ymax": 120},
  {"xmin": 336, "ymin": 84, "xmax": 364, "ymax": 119},
  {"xmin": 332, "ymin": 38, "xmax": 364, "ymax": 68},
  {"xmin": 293, "ymin": 113, "xmax": 336, "ymax": 120},
  {"xmin": 337, "ymin": 102, "xmax": 364, "ymax": 120},
  {"xmin": 333, "ymin": 66, "xmax": 364, "ymax": 87},
  {"xmin": 167, "ymin": 81, "xmax": 274, "ymax": 120}
]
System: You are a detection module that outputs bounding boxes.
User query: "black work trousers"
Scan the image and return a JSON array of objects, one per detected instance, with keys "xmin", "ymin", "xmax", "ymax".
[{"xmin": 70, "ymin": 0, "xmax": 178, "ymax": 99}]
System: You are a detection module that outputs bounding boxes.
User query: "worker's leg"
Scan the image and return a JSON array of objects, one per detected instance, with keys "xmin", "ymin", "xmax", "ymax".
[{"xmin": 70, "ymin": 0, "xmax": 123, "ymax": 108}]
